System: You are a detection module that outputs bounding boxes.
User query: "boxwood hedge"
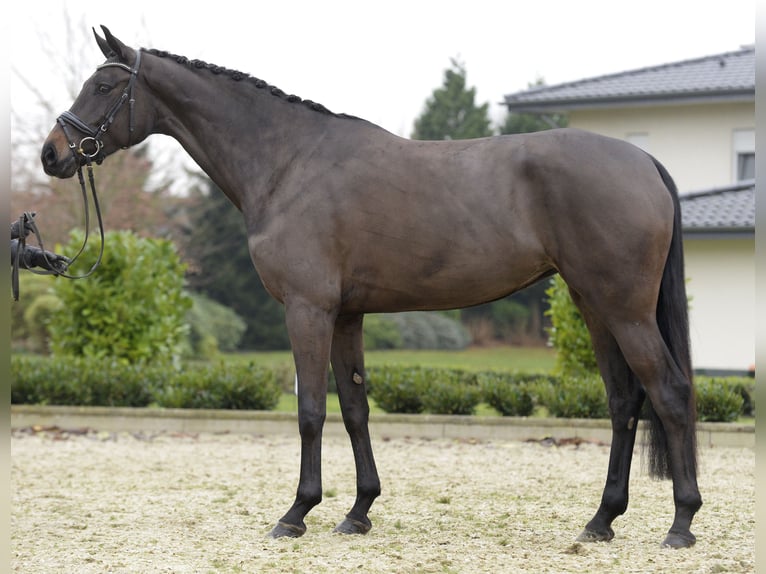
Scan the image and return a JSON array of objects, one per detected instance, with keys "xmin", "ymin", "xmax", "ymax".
[{"xmin": 11, "ymin": 356, "xmax": 753, "ymax": 422}]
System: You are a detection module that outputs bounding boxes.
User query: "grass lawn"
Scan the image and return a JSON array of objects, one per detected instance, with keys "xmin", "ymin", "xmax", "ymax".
[{"xmin": 225, "ymin": 345, "xmax": 557, "ymax": 373}]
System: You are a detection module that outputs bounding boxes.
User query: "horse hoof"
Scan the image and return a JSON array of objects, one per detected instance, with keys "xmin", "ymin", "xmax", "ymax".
[
  {"xmin": 576, "ymin": 527, "xmax": 614, "ymax": 543},
  {"xmin": 268, "ymin": 521, "xmax": 307, "ymax": 539},
  {"xmin": 662, "ymin": 530, "xmax": 696, "ymax": 548},
  {"xmin": 333, "ymin": 517, "xmax": 372, "ymax": 535}
]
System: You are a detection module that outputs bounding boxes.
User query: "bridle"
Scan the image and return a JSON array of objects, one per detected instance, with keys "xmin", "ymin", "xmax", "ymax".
[
  {"xmin": 12, "ymin": 49, "xmax": 142, "ymax": 300},
  {"xmin": 57, "ymin": 49, "xmax": 142, "ymax": 163}
]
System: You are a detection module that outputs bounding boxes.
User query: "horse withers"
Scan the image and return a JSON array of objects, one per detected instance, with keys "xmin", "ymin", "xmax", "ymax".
[{"xmin": 41, "ymin": 26, "xmax": 701, "ymax": 548}]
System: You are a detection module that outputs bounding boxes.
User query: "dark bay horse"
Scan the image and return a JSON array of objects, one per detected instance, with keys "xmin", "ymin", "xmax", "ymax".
[{"xmin": 41, "ymin": 26, "xmax": 701, "ymax": 548}]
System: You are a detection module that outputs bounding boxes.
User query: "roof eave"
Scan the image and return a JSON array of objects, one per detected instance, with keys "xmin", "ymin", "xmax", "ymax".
[
  {"xmin": 682, "ymin": 228, "xmax": 755, "ymax": 239},
  {"xmin": 503, "ymin": 90, "xmax": 755, "ymax": 114}
]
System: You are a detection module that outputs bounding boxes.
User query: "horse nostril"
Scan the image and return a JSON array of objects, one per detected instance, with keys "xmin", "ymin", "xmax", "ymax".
[{"xmin": 41, "ymin": 143, "xmax": 58, "ymax": 168}]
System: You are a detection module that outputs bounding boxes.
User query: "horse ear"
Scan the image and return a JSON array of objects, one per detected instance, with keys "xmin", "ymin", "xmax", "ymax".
[
  {"xmin": 94, "ymin": 25, "xmax": 130, "ymax": 62},
  {"xmin": 93, "ymin": 27, "xmax": 113, "ymax": 59}
]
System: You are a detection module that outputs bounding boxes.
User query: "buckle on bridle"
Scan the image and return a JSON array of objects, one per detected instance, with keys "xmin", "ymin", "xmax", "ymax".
[{"xmin": 78, "ymin": 136, "xmax": 103, "ymax": 159}]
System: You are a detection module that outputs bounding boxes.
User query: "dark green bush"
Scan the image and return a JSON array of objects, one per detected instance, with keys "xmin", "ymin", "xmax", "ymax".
[
  {"xmin": 12, "ymin": 354, "xmax": 753, "ymax": 422},
  {"xmin": 367, "ymin": 366, "xmax": 480, "ymax": 415},
  {"xmin": 12, "ymin": 355, "xmax": 280, "ymax": 411},
  {"xmin": 50, "ymin": 230, "xmax": 191, "ymax": 365},
  {"xmin": 710, "ymin": 376, "xmax": 755, "ymax": 417},
  {"xmin": 23, "ymin": 293, "xmax": 63, "ymax": 354},
  {"xmin": 537, "ymin": 374, "xmax": 609, "ymax": 419},
  {"xmin": 153, "ymin": 362, "xmax": 281, "ymax": 410},
  {"xmin": 11, "ymin": 355, "xmax": 158, "ymax": 407},
  {"xmin": 478, "ymin": 372, "xmax": 551, "ymax": 417},
  {"xmin": 184, "ymin": 291, "xmax": 248, "ymax": 357},
  {"xmin": 421, "ymin": 370, "xmax": 481, "ymax": 415},
  {"xmin": 694, "ymin": 377, "xmax": 746, "ymax": 422},
  {"xmin": 366, "ymin": 365, "xmax": 428, "ymax": 414},
  {"xmin": 11, "ymin": 274, "xmax": 62, "ymax": 352},
  {"xmin": 544, "ymin": 275, "xmax": 598, "ymax": 377},
  {"xmin": 363, "ymin": 315, "xmax": 403, "ymax": 350}
]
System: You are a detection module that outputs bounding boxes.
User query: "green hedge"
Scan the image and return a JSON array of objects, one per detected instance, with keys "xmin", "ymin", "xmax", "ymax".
[
  {"xmin": 478, "ymin": 372, "xmax": 553, "ymax": 417},
  {"xmin": 694, "ymin": 376, "xmax": 753, "ymax": 423},
  {"xmin": 11, "ymin": 356, "xmax": 753, "ymax": 422},
  {"xmin": 11, "ymin": 355, "xmax": 280, "ymax": 411}
]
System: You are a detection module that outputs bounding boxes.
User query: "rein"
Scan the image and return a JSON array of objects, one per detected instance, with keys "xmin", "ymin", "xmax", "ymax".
[{"xmin": 13, "ymin": 50, "xmax": 143, "ymax": 301}]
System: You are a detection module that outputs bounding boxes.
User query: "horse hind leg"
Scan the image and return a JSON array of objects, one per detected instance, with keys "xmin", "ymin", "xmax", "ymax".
[
  {"xmin": 572, "ymin": 281, "xmax": 701, "ymax": 547},
  {"xmin": 330, "ymin": 313, "xmax": 381, "ymax": 535},
  {"xmin": 610, "ymin": 320, "xmax": 701, "ymax": 547},
  {"xmin": 569, "ymin": 292, "xmax": 646, "ymax": 543}
]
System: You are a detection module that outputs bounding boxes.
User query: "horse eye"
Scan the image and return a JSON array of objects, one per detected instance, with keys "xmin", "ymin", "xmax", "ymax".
[{"xmin": 97, "ymin": 83, "xmax": 113, "ymax": 95}]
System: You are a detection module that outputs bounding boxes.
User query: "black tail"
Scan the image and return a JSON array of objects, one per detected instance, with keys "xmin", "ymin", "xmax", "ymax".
[{"xmin": 645, "ymin": 157, "xmax": 696, "ymax": 479}]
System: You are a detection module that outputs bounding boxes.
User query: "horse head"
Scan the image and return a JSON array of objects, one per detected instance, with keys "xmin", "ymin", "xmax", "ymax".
[{"xmin": 41, "ymin": 26, "xmax": 149, "ymax": 179}]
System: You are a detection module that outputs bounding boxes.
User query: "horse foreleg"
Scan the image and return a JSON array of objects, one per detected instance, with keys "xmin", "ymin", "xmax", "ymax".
[
  {"xmin": 330, "ymin": 314, "xmax": 381, "ymax": 535},
  {"xmin": 269, "ymin": 301, "xmax": 336, "ymax": 539}
]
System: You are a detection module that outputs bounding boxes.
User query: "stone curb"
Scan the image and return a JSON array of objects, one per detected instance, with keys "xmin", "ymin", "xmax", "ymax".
[{"xmin": 10, "ymin": 404, "xmax": 754, "ymax": 448}]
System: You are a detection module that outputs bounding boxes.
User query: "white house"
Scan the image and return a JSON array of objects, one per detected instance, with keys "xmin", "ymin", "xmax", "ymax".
[{"xmin": 504, "ymin": 47, "xmax": 755, "ymax": 374}]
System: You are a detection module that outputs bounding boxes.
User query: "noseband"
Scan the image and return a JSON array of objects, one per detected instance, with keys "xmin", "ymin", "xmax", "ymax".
[{"xmin": 14, "ymin": 50, "xmax": 143, "ymax": 300}]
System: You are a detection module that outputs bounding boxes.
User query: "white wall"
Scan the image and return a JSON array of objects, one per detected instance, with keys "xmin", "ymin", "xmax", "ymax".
[
  {"xmin": 683, "ymin": 236, "xmax": 755, "ymax": 371},
  {"xmin": 570, "ymin": 102, "xmax": 754, "ymax": 194}
]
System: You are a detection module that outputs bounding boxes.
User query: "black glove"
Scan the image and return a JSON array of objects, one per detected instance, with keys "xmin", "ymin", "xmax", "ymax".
[
  {"xmin": 10, "ymin": 212, "xmax": 37, "ymax": 240},
  {"xmin": 11, "ymin": 239, "xmax": 71, "ymax": 273}
]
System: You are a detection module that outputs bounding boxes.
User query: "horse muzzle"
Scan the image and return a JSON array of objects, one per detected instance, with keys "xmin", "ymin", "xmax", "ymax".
[{"xmin": 41, "ymin": 134, "xmax": 79, "ymax": 179}]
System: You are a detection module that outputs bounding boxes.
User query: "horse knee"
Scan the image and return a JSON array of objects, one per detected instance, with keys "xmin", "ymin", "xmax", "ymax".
[{"xmin": 298, "ymin": 411, "xmax": 326, "ymax": 439}]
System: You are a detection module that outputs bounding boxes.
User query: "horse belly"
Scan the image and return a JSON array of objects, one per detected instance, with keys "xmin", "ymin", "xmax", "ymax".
[{"xmin": 340, "ymin": 239, "xmax": 551, "ymax": 314}]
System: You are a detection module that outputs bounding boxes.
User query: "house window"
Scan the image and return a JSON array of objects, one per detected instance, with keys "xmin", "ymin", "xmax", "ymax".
[
  {"xmin": 733, "ymin": 129, "xmax": 755, "ymax": 182},
  {"xmin": 737, "ymin": 152, "xmax": 755, "ymax": 181}
]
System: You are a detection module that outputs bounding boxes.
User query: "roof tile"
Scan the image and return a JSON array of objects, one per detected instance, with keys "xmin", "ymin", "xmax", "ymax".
[
  {"xmin": 680, "ymin": 181, "xmax": 755, "ymax": 232},
  {"xmin": 505, "ymin": 47, "xmax": 755, "ymax": 110}
]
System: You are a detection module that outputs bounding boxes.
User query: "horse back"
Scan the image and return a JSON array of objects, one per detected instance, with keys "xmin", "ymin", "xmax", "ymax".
[{"xmin": 247, "ymin": 127, "xmax": 672, "ymax": 314}]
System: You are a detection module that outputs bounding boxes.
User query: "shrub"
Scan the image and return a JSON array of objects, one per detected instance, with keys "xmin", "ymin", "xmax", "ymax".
[
  {"xmin": 11, "ymin": 355, "xmax": 158, "ymax": 407},
  {"xmin": 544, "ymin": 275, "xmax": 598, "ymax": 377},
  {"xmin": 478, "ymin": 372, "xmax": 549, "ymax": 417},
  {"xmin": 489, "ymin": 299, "xmax": 531, "ymax": 341},
  {"xmin": 366, "ymin": 365, "xmax": 428, "ymax": 414},
  {"xmin": 712, "ymin": 376, "xmax": 755, "ymax": 417},
  {"xmin": 11, "ymin": 274, "xmax": 61, "ymax": 351},
  {"xmin": 363, "ymin": 315, "xmax": 403, "ymax": 350},
  {"xmin": 537, "ymin": 374, "xmax": 609, "ymax": 419},
  {"xmin": 695, "ymin": 377, "xmax": 745, "ymax": 422},
  {"xmin": 421, "ymin": 370, "xmax": 481, "ymax": 415},
  {"xmin": 184, "ymin": 291, "xmax": 247, "ymax": 357},
  {"xmin": 366, "ymin": 366, "xmax": 479, "ymax": 415},
  {"xmin": 154, "ymin": 362, "xmax": 281, "ymax": 410},
  {"xmin": 11, "ymin": 355, "xmax": 281, "ymax": 411},
  {"xmin": 388, "ymin": 312, "xmax": 471, "ymax": 350},
  {"xmin": 23, "ymin": 293, "xmax": 63, "ymax": 353},
  {"xmin": 49, "ymin": 230, "xmax": 191, "ymax": 365}
]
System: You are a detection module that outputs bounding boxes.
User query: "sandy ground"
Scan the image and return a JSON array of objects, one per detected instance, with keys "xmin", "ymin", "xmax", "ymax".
[{"xmin": 11, "ymin": 427, "xmax": 754, "ymax": 574}]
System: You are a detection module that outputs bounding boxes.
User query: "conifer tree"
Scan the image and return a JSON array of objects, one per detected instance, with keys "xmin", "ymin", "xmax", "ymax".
[{"xmin": 411, "ymin": 59, "xmax": 493, "ymax": 140}]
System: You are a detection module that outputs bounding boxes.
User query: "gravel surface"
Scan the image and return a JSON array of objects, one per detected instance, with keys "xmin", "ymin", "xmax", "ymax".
[{"xmin": 11, "ymin": 427, "xmax": 754, "ymax": 573}]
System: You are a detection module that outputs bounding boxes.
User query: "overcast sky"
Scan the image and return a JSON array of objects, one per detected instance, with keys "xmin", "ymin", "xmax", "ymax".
[
  {"xmin": 7, "ymin": 0, "xmax": 755, "ymax": 191},
  {"xmin": 11, "ymin": 0, "xmax": 754, "ymax": 133}
]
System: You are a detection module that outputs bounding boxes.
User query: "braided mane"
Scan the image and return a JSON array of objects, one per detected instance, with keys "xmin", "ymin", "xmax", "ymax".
[{"xmin": 145, "ymin": 48, "xmax": 357, "ymax": 119}]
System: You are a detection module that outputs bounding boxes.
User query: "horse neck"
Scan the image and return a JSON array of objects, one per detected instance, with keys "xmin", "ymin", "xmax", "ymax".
[{"xmin": 143, "ymin": 54, "xmax": 331, "ymax": 209}]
